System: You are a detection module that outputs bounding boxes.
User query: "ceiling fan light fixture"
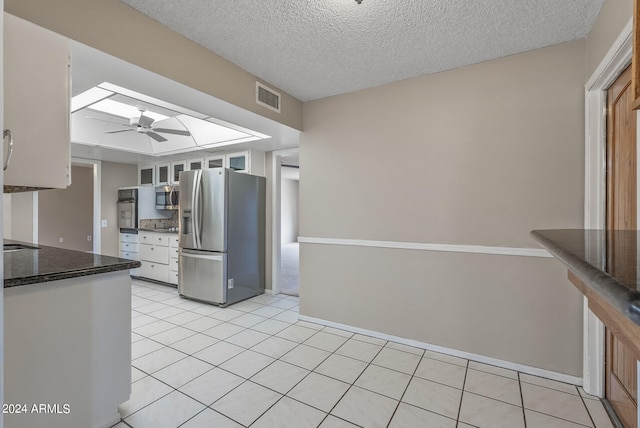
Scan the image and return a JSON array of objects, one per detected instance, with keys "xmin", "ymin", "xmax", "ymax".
[{"xmin": 355, "ymin": 0, "xmax": 362, "ymax": 3}]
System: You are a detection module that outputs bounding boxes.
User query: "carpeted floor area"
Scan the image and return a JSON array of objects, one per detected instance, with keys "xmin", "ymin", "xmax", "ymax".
[{"xmin": 279, "ymin": 242, "xmax": 299, "ymax": 296}]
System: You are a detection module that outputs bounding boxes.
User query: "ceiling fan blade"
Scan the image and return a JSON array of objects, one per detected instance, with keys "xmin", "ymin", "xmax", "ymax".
[
  {"xmin": 138, "ymin": 113, "xmax": 155, "ymax": 128},
  {"xmin": 152, "ymin": 128, "xmax": 191, "ymax": 136},
  {"xmin": 105, "ymin": 128, "xmax": 134, "ymax": 134},
  {"xmin": 146, "ymin": 131, "xmax": 167, "ymax": 142}
]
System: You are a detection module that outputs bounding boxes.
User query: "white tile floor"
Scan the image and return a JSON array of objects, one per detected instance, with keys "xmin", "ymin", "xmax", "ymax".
[{"xmin": 113, "ymin": 279, "xmax": 616, "ymax": 428}]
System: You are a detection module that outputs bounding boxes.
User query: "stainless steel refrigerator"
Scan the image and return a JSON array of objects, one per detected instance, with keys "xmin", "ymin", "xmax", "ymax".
[{"xmin": 178, "ymin": 168, "xmax": 265, "ymax": 306}]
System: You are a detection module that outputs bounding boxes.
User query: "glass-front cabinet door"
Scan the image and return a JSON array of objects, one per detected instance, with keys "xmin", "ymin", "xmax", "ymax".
[
  {"xmin": 226, "ymin": 151, "xmax": 250, "ymax": 173},
  {"xmin": 139, "ymin": 164, "xmax": 155, "ymax": 186},
  {"xmin": 156, "ymin": 162, "xmax": 170, "ymax": 186},
  {"xmin": 171, "ymin": 160, "xmax": 187, "ymax": 184},
  {"xmin": 187, "ymin": 157, "xmax": 204, "ymax": 171},
  {"xmin": 205, "ymin": 154, "xmax": 225, "ymax": 169}
]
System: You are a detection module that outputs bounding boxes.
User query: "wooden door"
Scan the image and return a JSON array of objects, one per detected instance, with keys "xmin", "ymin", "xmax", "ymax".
[{"xmin": 606, "ymin": 63, "xmax": 638, "ymax": 428}]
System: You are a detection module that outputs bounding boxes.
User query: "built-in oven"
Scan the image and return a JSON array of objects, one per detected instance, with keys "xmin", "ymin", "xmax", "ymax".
[
  {"xmin": 156, "ymin": 185, "xmax": 179, "ymax": 210},
  {"xmin": 117, "ymin": 188, "xmax": 137, "ymax": 231}
]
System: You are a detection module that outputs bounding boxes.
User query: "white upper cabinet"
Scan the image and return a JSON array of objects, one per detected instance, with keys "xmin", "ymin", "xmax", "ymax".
[
  {"xmin": 171, "ymin": 160, "xmax": 187, "ymax": 184},
  {"xmin": 4, "ymin": 13, "xmax": 71, "ymax": 190},
  {"xmin": 205, "ymin": 154, "xmax": 224, "ymax": 169},
  {"xmin": 156, "ymin": 162, "xmax": 170, "ymax": 186}
]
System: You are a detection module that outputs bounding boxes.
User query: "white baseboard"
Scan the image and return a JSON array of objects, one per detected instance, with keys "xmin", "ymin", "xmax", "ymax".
[{"xmin": 298, "ymin": 314, "xmax": 583, "ymax": 386}]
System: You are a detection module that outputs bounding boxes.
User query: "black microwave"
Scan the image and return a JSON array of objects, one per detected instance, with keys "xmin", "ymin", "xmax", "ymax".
[{"xmin": 156, "ymin": 185, "xmax": 179, "ymax": 210}]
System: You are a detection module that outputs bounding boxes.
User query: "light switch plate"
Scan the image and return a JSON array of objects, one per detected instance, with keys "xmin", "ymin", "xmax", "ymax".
[{"xmin": 101, "ymin": 220, "xmax": 108, "ymax": 228}]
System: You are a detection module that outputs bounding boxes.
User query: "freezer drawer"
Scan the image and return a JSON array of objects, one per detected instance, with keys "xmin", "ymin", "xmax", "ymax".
[{"xmin": 178, "ymin": 250, "xmax": 226, "ymax": 304}]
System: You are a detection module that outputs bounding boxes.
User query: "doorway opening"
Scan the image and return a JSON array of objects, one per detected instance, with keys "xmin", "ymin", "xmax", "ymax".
[
  {"xmin": 279, "ymin": 155, "xmax": 299, "ymax": 296},
  {"xmin": 271, "ymin": 148, "xmax": 299, "ymax": 296},
  {"xmin": 33, "ymin": 159, "xmax": 101, "ymax": 252},
  {"xmin": 38, "ymin": 164, "xmax": 94, "ymax": 251}
]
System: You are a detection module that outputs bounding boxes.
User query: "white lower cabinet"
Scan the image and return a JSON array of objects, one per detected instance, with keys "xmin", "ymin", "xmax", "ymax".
[
  {"xmin": 170, "ymin": 235, "xmax": 180, "ymax": 285},
  {"xmin": 119, "ymin": 232, "xmax": 140, "ymax": 276},
  {"xmin": 138, "ymin": 231, "xmax": 172, "ymax": 283}
]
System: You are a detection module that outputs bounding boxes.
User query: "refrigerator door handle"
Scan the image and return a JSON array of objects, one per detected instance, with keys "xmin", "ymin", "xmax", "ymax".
[
  {"xmin": 179, "ymin": 249, "xmax": 224, "ymax": 261},
  {"xmin": 192, "ymin": 170, "xmax": 202, "ymax": 249}
]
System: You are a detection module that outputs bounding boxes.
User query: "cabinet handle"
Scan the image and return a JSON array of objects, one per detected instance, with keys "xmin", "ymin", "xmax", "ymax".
[{"xmin": 3, "ymin": 129, "xmax": 13, "ymax": 171}]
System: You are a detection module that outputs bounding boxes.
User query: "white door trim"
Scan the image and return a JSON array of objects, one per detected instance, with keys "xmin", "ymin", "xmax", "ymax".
[
  {"xmin": 270, "ymin": 148, "xmax": 299, "ymax": 295},
  {"xmin": 583, "ymin": 17, "xmax": 633, "ymax": 397}
]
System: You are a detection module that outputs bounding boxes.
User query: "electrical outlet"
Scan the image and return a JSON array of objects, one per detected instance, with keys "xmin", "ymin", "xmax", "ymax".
[
  {"xmin": 101, "ymin": 220, "xmax": 108, "ymax": 228},
  {"xmin": 58, "ymin": 237, "xmax": 63, "ymax": 243},
  {"xmin": 87, "ymin": 235, "xmax": 92, "ymax": 241},
  {"xmin": 228, "ymin": 278, "xmax": 234, "ymax": 289}
]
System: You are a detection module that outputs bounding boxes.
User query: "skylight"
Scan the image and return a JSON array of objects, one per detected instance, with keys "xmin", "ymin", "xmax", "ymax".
[
  {"xmin": 70, "ymin": 82, "xmax": 271, "ymax": 156},
  {"xmin": 70, "ymin": 87, "xmax": 113, "ymax": 113},
  {"xmin": 87, "ymin": 99, "xmax": 170, "ymax": 122}
]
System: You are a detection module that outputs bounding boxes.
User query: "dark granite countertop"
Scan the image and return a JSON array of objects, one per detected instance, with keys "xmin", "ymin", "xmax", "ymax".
[
  {"xmin": 531, "ymin": 229, "xmax": 640, "ymax": 326},
  {"xmin": 138, "ymin": 228, "xmax": 178, "ymax": 234},
  {"xmin": 3, "ymin": 239, "xmax": 141, "ymax": 288}
]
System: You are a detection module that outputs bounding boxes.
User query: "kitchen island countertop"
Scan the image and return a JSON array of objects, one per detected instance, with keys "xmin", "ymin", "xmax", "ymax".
[
  {"xmin": 531, "ymin": 229, "xmax": 640, "ymax": 326},
  {"xmin": 3, "ymin": 239, "xmax": 140, "ymax": 288}
]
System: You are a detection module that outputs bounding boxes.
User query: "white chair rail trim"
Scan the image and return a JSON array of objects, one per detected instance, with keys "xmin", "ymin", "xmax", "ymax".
[{"xmin": 298, "ymin": 236, "xmax": 552, "ymax": 258}]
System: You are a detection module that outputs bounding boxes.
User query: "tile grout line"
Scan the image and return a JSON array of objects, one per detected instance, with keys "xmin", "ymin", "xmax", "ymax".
[
  {"xmin": 385, "ymin": 346, "xmax": 427, "ymax": 428},
  {"xmin": 454, "ymin": 359, "xmax": 470, "ymax": 427},
  {"xmin": 575, "ymin": 385, "xmax": 599, "ymax": 428},
  {"xmin": 518, "ymin": 371, "xmax": 527, "ymax": 428}
]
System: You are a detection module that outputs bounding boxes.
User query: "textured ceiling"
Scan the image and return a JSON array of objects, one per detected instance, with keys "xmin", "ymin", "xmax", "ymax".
[{"xmin": 120, "ymin": 0, "xmax": 604, "ymax": 102}]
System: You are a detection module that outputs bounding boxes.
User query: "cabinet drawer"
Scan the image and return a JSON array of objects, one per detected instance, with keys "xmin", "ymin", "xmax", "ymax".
[
  {"xmin": 171, "ymin": 246, "xmax": 179, "ymax": 258},
  {"xmin": 120, "ymin": 233, "xmax": 139, "ymax": 244},
  {"xmin": 140, "ymin": 232, "xmax": 170, "ymax": 246},
  {"xmin": 170, "ymin": 235, "xmax": 180, "ymax": 248},
  {"xmin": 120, "ymin": 242, "xmax": 138, "ymax": 253},
  {"xmin": 139, "ymin": 244, "xmax": 170, "ymax": 264},
  {"xmin": 170, "ymin": 257, "xmax": 179, "ymax": 271},
  {"xmin": 154, "ymin": 235, "xmax": 170, "ymax": 247},
  {"xmin": 139, "ymin": 232, "xmax": 152, "ymax": 244},
  {"xmin": 169, "ymin": 270, "xmax": 179, "ymax": 286},
  {"xmin": 139, "ymin": 261, "xmax": 169, "ymax": 282},
  {"xmin": 119, "ymin": 251, "xmax": 138, "ymax": 260}
]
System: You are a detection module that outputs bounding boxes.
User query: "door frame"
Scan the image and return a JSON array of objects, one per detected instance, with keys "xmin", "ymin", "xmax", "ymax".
[
  {"xmin": 584, "ymin": 17, "xmax": 633, "ymax": 396},
  {"xmin": 270, "ymin": 147, "xmax": 300, "ymax": 295}
]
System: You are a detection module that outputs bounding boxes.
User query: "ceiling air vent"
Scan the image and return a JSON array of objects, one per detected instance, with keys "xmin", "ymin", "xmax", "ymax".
[{"xmin": 256, "ymin": 82, "xmax": 281, "ymax": 113}]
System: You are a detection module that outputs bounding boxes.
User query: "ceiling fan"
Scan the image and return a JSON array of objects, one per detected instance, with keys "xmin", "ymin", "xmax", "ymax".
[{"xmin": 99, "ymin": 105, "xmax": 191, "ymax": 142}]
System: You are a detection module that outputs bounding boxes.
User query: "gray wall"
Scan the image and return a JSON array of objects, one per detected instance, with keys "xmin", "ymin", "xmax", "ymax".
[
  {"xmin": 5, "ymin": 192, "xmax": 34, "ymax": 243},
  {"xmin": 300, "ymin": 40, "xmax": 586, "ymax": 376},
  {"xmin": 38, "ymin": 165, "xmax": 93, "ymax": 251},
  {"xmin": 101, "ymin": 161, "xmax": 138, "ymax": 256},
  {"xmin": 586, "ymin": 0, "xmax": 633, "ymax": 77}
]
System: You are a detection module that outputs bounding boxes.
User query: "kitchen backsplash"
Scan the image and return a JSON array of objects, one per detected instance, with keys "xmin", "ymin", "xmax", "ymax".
[{"xmin": 139, "ymin": 212, "xmax": 178, "ymax": 230}]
